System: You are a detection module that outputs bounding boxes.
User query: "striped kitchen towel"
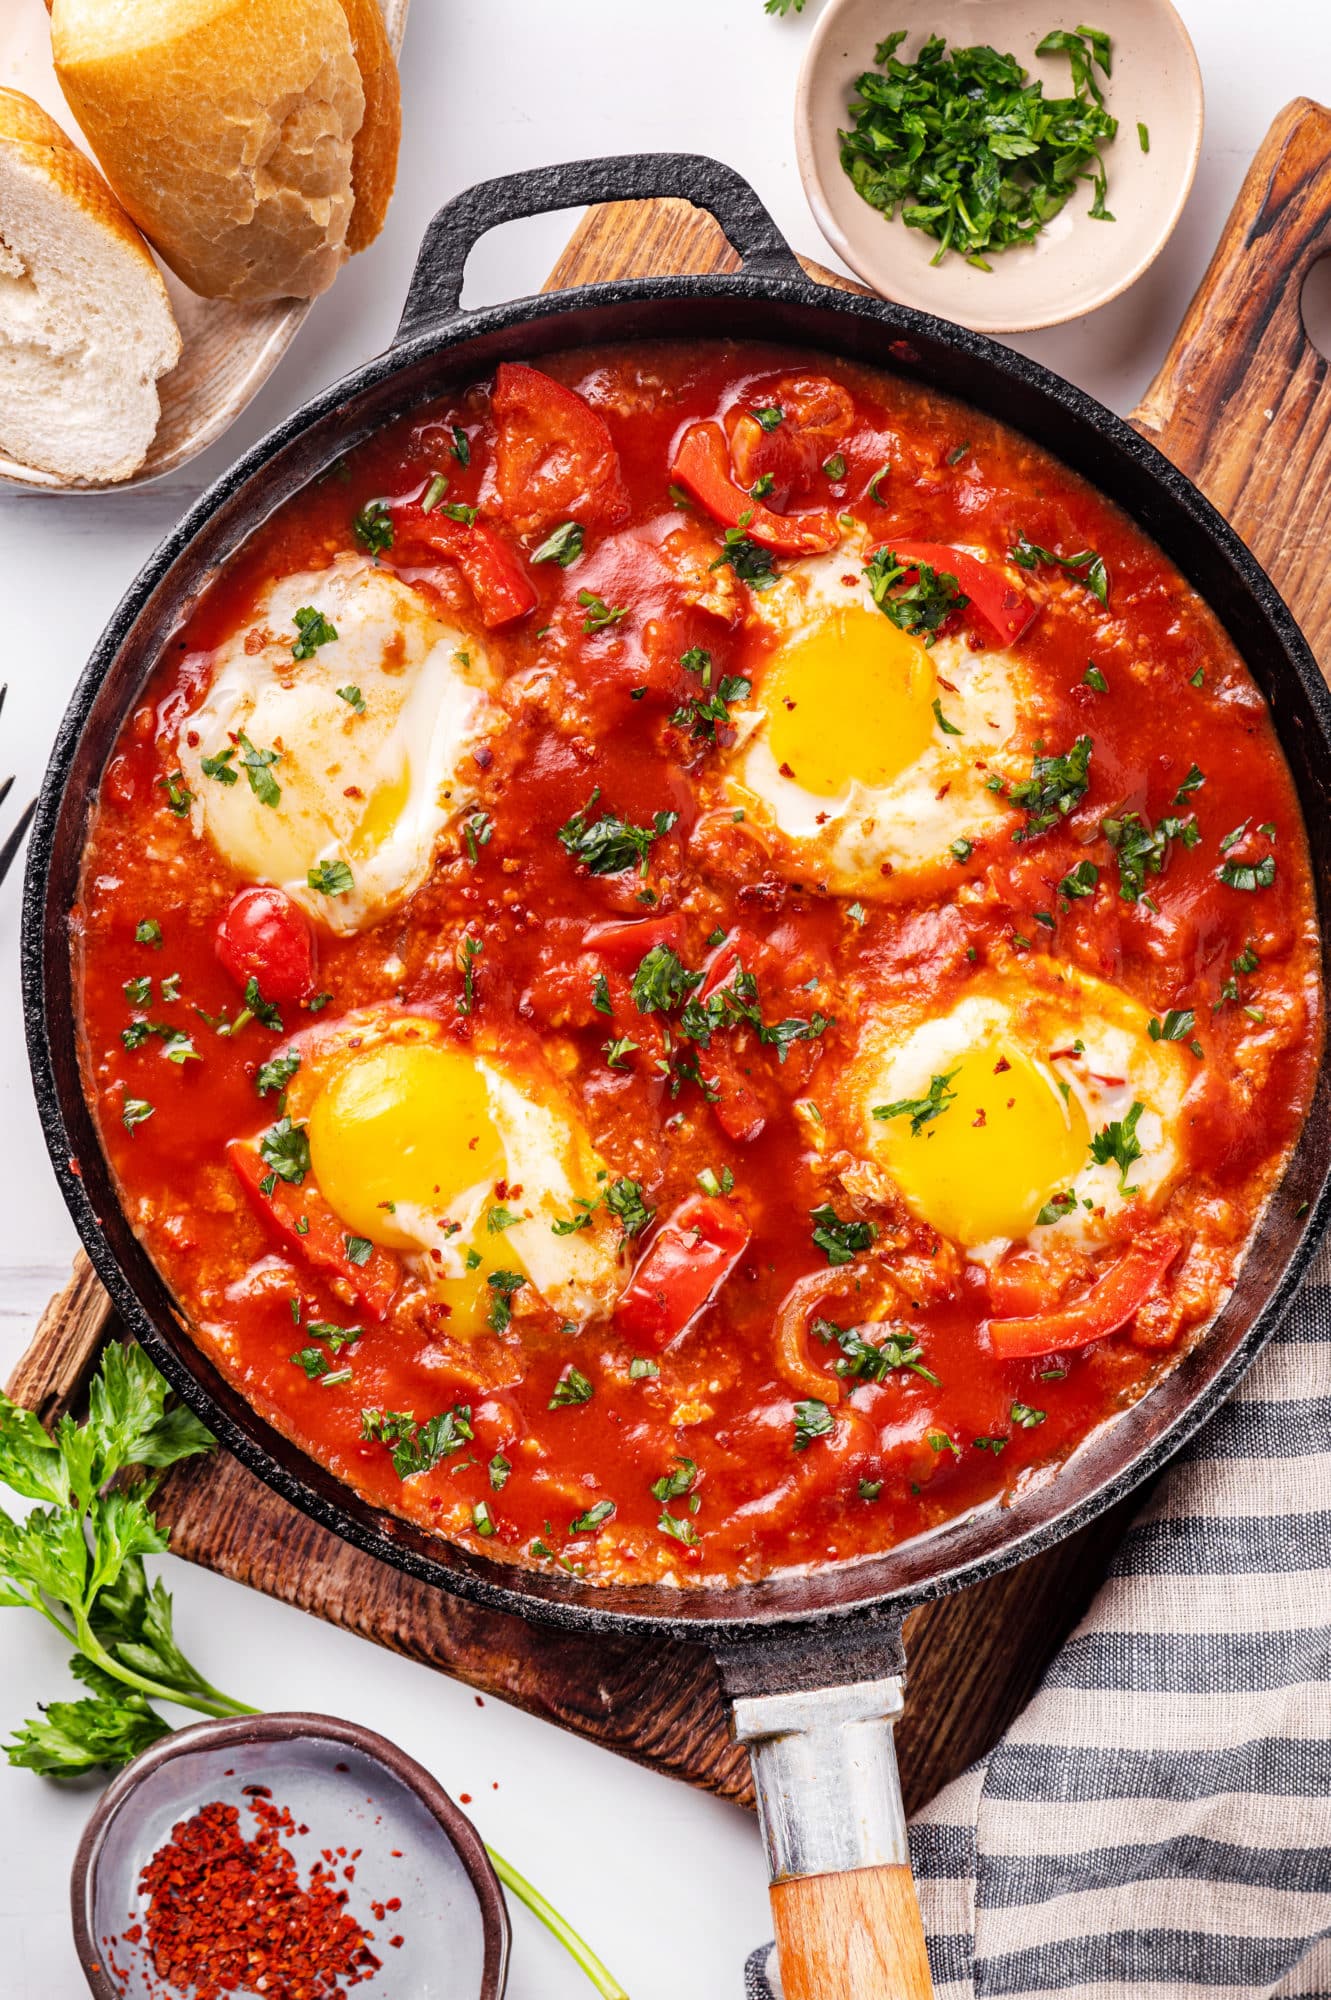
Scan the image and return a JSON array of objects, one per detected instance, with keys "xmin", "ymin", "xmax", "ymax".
[{"xmin": 746, "ymin": 1236, "xmax": 1331, "ymax": 1999}]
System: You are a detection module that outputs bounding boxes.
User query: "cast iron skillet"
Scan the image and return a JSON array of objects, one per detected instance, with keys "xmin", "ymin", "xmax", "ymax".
[{"xmin": 24, "ymin": 156, "xmax": 1331, "ymax": 1996}]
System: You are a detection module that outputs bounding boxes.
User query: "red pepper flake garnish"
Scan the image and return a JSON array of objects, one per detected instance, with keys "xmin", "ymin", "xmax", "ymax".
[{"xmin": 129, "ymin": 1791, "xmax": 392, "ymax": 1998}]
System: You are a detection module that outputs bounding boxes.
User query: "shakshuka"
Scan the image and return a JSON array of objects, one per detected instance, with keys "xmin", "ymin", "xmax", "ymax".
[{"xmin": 74, "ymin": 343, "xmax": 1321, "ymax": 1584}]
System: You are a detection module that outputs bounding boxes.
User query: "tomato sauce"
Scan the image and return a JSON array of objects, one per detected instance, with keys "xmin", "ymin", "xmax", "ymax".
[{"xmin": 74, "ymin": 341, "xmax": 1321, "ymax": 1586}]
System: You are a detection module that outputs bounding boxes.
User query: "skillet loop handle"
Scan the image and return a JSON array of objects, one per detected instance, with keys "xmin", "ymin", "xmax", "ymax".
[
  {"xmin": 395, "ymin": 152, "xmax": 803, "ymax": 343},
  {"xmin": 732, "ymin": 1678, "xmax": 934, "ymax": 2000}
]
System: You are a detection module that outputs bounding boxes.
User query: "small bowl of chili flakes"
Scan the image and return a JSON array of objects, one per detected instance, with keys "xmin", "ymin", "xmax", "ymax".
[{"xmin": 71, "ymin": 1712, "xmax": 509, "ymax": 2000}]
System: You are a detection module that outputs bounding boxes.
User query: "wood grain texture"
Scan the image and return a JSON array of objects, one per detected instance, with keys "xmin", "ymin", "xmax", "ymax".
[
  {"xmin": 38, "ymin": 146, "xmax": 1331, "ymax": 1805},
  {"xmin": 771, "ymin": 1866, "xmax": 934, "ymax": 2000},
  {"xmin": 1131, "ymin": 97, "xmax": 1331, "ymax": 661}
]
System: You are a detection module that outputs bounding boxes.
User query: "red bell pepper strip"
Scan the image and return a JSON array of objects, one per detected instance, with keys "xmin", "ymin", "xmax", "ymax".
[
  {"xmin": 491, "ymin": 362, "xmax": 630, "ymax": 534},
  {"xmin": 229, "ymin": 1140, "xmax": 401, "ymax": 1320},
  {"xmin": 215, "ymin": 887, "xmax": 316, "ymax": 1004},
  {"xmin": 393, "ymin": 506, "xmax": 537, "ymax": 629},
  {"xmin": 582, "ymin": 914, "xmax": 686, "ymax": 963},
  {"xmin": 983, "ymin": 1232, "xmax": 1180, "ymax": 1360},
  {"xmin": 874, "ymin": 539, "xmax": 1037, "ymax": 646},
  {"xmin": 615, "ymin": 1194, "xmax": 750, "ymax": 1349},
  {"xmin": 670, "ymin": 422, "xmax": 841, "ymax": 557}
]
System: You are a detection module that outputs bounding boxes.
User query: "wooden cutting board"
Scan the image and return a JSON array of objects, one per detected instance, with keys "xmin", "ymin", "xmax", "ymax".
[{"xmin": 11, "ymin": 98, "xmax": 1331, "ymax": 1813}]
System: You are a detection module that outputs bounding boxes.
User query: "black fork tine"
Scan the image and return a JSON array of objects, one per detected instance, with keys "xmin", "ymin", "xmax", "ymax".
[{"xmin": 0, "ymin": 797, "xmax": 35, "ymax": 889}]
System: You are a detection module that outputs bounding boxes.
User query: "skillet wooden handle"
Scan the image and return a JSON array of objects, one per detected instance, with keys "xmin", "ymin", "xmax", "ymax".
[
  {"xmin": 771, "ymin": 1864, "xmax": 933, "ymax": 2000},
  {"xmin": 1131, "ymin": 96, "xmax": 1331, "ymax": 658}
]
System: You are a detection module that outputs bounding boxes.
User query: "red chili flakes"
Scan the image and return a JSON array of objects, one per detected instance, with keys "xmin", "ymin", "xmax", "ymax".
[{"xmin": 132, "ymin": 1792, "xmax": 390, "ymax": 1999}]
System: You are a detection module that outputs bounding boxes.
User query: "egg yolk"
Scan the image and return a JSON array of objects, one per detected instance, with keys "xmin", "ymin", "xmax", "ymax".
[
  {"xmin": 874, "ymin": 1040, "xmax": 1089, "ymax": 1246},
  {"xmin": 308, "ymin": 1042, "xmax": 504, "ymax": 1253},
  {"xmin": 760, "ymin": 606, "xmax": 937, "ymax": 797}
]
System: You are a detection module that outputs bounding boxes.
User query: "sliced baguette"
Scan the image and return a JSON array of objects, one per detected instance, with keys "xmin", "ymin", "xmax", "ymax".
[
  {"xmin": 0, "ymin": 86, "xmax": 181, "ymax": 483},
  {"xmin": 50, "ymin": 0, "xmax": 369, "ymax": 303},
  {"xmin": 336, "ymin": 0, "xmax": 401, "ymax": 255}
]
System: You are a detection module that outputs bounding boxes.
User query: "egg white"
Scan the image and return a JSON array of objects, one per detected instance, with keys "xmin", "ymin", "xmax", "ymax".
[
  {"xmin": 724, "ymin": 540, "xmax": 1037, "ymax": 896},
  {"xmin": 178, "ymin": 558, "xmax": 503, "ymax": 934},
  {"xmin": 846, "ymin": 965, "xmax": 1193, "ymax": 1263}
]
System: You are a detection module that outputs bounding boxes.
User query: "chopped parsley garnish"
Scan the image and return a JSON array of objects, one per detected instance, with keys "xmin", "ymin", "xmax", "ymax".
[
  {"xmin": 1149, "ymin": 1009, "xmax": 1196, "ymax": 1044},
  {"xmin": 457, "ymin": 933, "xmax": 483, "ymax": 1017},
  {"xmin": 361, "ymin": 1404, "xmax": 474, "ymax": 1479},
  {"xmin": 307, "ymin": 859, "xmax": 354, "ymax": 897},
  {"xmin": 1010, "ymin": 1401, "xmax": 1047, "ymax": 1428},
  {"xmin": 812, "ymin": 1318, "xmax": 939, "ymax": 1384},
  {"xmin": 258, "ymin": 1116, "xmax": 310, "ymax": 1186},
  {"xmin": 677, "ymin": 959, "xmax": 829, "ymax": 1067},
  {"xmin": 439, "ymin": 501, "xmax": 478, "ymax": 526},
  {"xmin": 124, "ymin": 976, "xmax": 153, "ymax": 1008},
  {"xmin": 858, "ymin": 1477, "xmax": 884, "ymax": 1500},
  {"xmin": 291, "ymin": 606, "xmax": 338, "ymax": 660},
  {"xmin": 710, "ymin": 526, "xmax": 781, "ymax": 591},
  {"xmin": 1102, "ymin": 810, "xmax": 1199, "ymax": 902},
  {"xmin": 549, "ymin": 1365, "xmax": 594, "ymax": 1408},
  {"xmin": 337, "ymin": 684, "xmax": 366, "ymax": 714},
  {"xmin": 650, "ymin": 1456, "xmax": 698, "ymax": 1503},
  {"xmin": 1009, "ymin": 736, "xmax": 1093, "ymax": 839},
  {"xmin": 1173, "ymin": 762, "xmax": 1204, "ymax": 804},
  {"xmin": 557, "ymin": 788, "xmax": 677, "ymax": 877},
  {"xmin": 658, "ymin": 1508, "xmax": 700, "ymax": 1546},
  {"xmin": 1083, "ymin": 663, "xmax": 1108, "ymax": 692},
  {"xmin": 450, "ymin": 428, "xmax": 471, "ymax": 465},
  {"xmin": 932, "ymin": 697, "xmax": 962, "ymax": 736},
  {"xmin": 569, "ymin": 1500, "xmax": 616, "ymax": 1535},
  {"xmin": 838, "ymin": 28, "xmax": 1119, "ymax": 268},
  {"xmin": 873, "ymin": 1067, "xmax": 959, "ymax": 1137},
  {"xmin": 950, "ymin": 837, "xmax": 973, "ymax": 863},
  {"xmin": 823, "ymin": 452, "xmax": 847, "ymax": 479},
  {"xmin": 531, "ymin": 521, "xmax": 584, "ymax": 568},
  {"xmin": 1088, "ymin": 1101, "xmax": 1144, "ymax": 1191},
  {"xmin": 421, "ymin": 472, "xmax": 449, "ymax": 514},
  {"xmin": 671, "ymin": 647, "xmax": 752, "ymax": 744},
  {"xmin": 136, "ymin": 919, "xmax": 163, "ymax": 948},
  {"xmin": 810, "ymin": 1204, "xmax": 877, "ymax": 1266},
  {"xmin": 461, "ymin": 810, "xmax": 493, "ymax": 865},
  {"xmin": 697, "ymin": 1165, "xmax": 735, "ymax": 1197},
  {"xmin": 604, "ymin": 1177, "xmax": 655, "ymax": 1244},
  {"xmin": 486, "ymin": 1270, "xmax": 527, "ymax": 1333},
  {"xmin": 792, "ymin": 1399, "xmax": 836, "ymax": 1451},
  {"xmin": 604, "ymin": 1035, "xmax": 638, "ymax": 1070},
  {"xmin": 1010, "ymin": 534, "xmax": 1110, "ymax": 604},
  {"xmin": 489, "ymin": 1453, "xmax": 511, "ymax": 1490},
  {"xmin": 200, "ymin": 748, "xmax": 238, "ymax": 786},
  {"xmin": 753, "ymin": 405, "xmax": 785, "ymax": 431},
  {"xmin": 1034, "ymin": 1189, "xmax": 1077, "ymax": 1226},
  {"xmin": 928, "ymin": 1428, "xmax": 960, "ymax": 1457},
  {"xmin": 864, "ymin": 546, "xmax": 967, "ymax": 641},
  {"xmin": 159, "ymin": 770, "xmax": 192, "ymax": 818},
  {"xmin": 632, "ymin": 944, "xmax": 701, "ymax": 1015},
  {"xmin": 577, "ymin": 590, "xmax": 628, "ymax": 633},
  {"xmin": 487, "ymin": 1205, "xmax": 520, "ymax": 1234},
  {"xmin": 344, "ymin": 1236, "xmax": 373, "ymax": 1266},
  {"xmin": 237, "ymin": 734, "xmax": 281, "ymax": 809},
  {"xmin": 472, "ymin": 1501, "xmax": 495, "ymax": 1538},
  {"xmin": 122, "ymin": 1096, "xmax": 154, "ymax": 1133},
  {"xmin": 1058, "ymin": 858, "xmax": 1099, "ymax": 901},
  {"xmin": 121, "ymin": 1022, "xmax": 152, "ymax": 1051},
  {"xmin": 591, "ymin": 971, "xmax": 612, "ymax": 1016},
  {"xmin": 352, "ymin": 500, "xmax": 394, "ymax": 556},
  {"xmin": 1219, "ymin": 850, "xmax": 1277, "ymax": 891}
]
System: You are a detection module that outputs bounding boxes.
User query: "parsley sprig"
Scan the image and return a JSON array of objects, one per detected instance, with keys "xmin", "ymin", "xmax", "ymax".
[
  {"xmin": 0, "ymin": 1345, "xmax": 250, "ymax": 1776},
  {"xmin": 557, "ymin": 789, "xmax": 677, "ymax": 878},
  {"xmin": 864, "ymin": 547, "xmax": 968, "ymax": 641}
]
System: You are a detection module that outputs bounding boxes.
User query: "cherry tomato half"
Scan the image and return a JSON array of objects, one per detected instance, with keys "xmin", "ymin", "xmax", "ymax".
[{"xmin": 215, "ymin": 886, "xmax": 316, "ymax": 1004}]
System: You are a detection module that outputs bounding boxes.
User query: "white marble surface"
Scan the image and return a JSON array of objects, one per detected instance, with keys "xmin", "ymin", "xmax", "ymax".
[{"xmin": 0, "ymin": 2, "xmax": 1324, "ymax": 1992}]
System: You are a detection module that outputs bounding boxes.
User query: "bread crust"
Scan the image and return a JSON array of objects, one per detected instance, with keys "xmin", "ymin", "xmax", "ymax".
[
  {"xmin": 336, "ymin": 0, "xmax": 401, "ymax": 255},
  {"xmin": 51, "ymin": 0, "xmax": 367, "ymax": 303}
]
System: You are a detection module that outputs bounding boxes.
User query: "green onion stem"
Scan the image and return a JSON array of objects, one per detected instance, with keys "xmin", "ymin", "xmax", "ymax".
[{"xmin": 486, "ymin": 1843, "xmax": 630, "ymax": 1998}]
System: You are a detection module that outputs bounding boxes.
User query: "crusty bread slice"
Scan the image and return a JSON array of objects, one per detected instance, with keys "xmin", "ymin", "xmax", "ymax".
[
  {"xmin": 0, "ymin": 86, "xmax": 181, "ymax": 483},
  {"xmin": 50, "ymin": 0, "xmax": 368, "ymax": 303},
  {"xmin": 336, "ymin": 0, "xmax": 401, "ymax": 255}
]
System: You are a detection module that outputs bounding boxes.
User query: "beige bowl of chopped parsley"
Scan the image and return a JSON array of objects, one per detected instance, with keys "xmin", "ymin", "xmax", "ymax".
[{"xmin": 794, "ymin": 0, "xmax": 1203, "ymax": 332}]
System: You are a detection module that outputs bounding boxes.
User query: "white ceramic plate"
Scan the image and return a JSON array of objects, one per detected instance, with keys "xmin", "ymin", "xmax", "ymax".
[
  {"xmin": 795, "ymin": 0, "xmax": 1203, "ymax": 333},
  {"xmin": 0, "ymin": 0, "xmax": 410, "ymax": 492}
]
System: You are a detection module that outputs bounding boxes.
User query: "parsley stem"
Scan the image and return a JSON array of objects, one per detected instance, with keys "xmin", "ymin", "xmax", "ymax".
[
  {"xmin": 68, "ymin": 1604, "xmax": 256, "ymax": 1721},
  {"xmin": 486, "ymin": 1844, "xmax": 630, "ymax": 1998}
]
